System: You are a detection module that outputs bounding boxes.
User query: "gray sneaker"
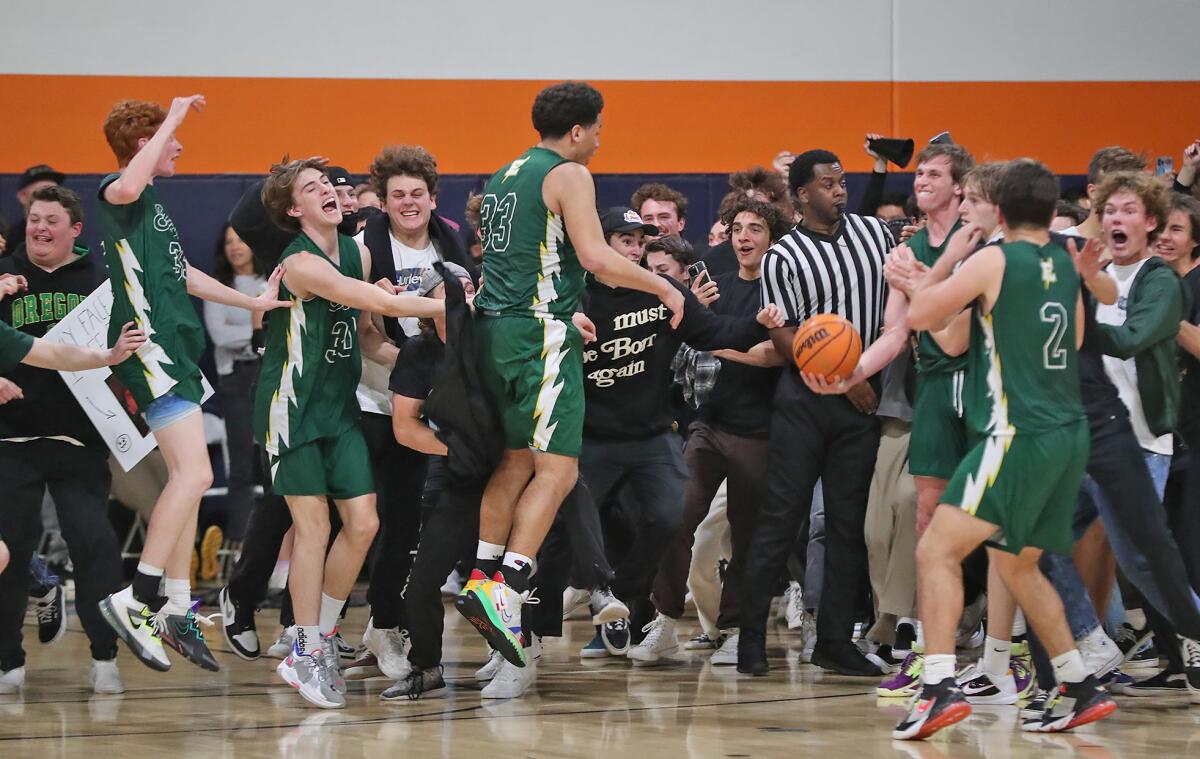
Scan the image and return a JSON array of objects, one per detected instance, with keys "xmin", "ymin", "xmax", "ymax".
[
  {"xmin": 277, "ymin": 646, "xmax": 345, "ymax": 709},
  {"xmin": 381, "ymin": 665, "xmax": 446, "ymax": 701}
]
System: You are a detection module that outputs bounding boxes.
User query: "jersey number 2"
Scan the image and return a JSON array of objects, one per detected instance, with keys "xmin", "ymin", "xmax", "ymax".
[
  {"xmin": 326, "ymin": 318, "xmax": 355, "ymax": 363},
  {"xmin": 481, "ymin": 193, "xmax": 518, "ymax": 252},
  {"xmin": 1039, "ymin": 302, "xmax": 1068, "ymax": 370}
]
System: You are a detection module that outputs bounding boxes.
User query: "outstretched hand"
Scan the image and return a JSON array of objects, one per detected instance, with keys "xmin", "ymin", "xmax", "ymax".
[
  {"xmin": 107, "ymin": 322, "xmax": 148, "ymax": 365},
  {"xmin": 167, "ymin": 94, "xmax": 206, "ymax": 125},
  {"xmin": 1068, "ymin": 236, "xmax": 1107, "ymax": 280},
  {"xmin": 254, "ymin": 266, "xmax": 292, "ymax": 311}
]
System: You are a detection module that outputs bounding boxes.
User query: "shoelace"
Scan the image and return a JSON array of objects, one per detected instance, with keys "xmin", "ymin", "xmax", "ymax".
[
  {"xmin": 386, "ymin": 628, "xmax": 412, "ymax": 653},
  {"xmin": 405, "ymin": 667, "xmax": 439, "ymax": 701},
  {"xmin": 1114, "ymin": 624, "xmax": 1138, "ymax": 647},
  {"xmin": 1181, "ymin": 637, "xmax": 1200, "ymax": 668},
  {"xmin": 35, "ymin": 600, "xmax": 57, "ymax": 624},
  {"xmin": 607, "ymin": 618, "xmax": 629, "ymax": 632},
  {"xmin": 640, "ymin": 617, "xmax": 668, "ymax": 646}
]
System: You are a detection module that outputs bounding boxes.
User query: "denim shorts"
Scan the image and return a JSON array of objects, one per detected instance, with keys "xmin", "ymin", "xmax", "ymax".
[{"xmin": 143, "ymin": 391, "xmax": 201, "ymax": 432}]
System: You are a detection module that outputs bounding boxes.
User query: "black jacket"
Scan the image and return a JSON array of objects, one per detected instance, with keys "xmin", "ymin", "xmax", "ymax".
[
  {"xmin": 362, "ymin": 211, "xmax": 479, "ymax": 344},
  {"xmin": 0, "ymin": 245, "xmax": 107, "ymax": 445},
  {"xmin": 423, "ymin": 263, "xmax": 504, "ymax": 480}
]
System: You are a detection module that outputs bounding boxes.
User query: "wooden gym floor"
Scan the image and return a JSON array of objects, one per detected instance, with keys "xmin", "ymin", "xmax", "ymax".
[{"xmin": 3, "ymin": 603, "xmax": 1198, "ymax": 758}]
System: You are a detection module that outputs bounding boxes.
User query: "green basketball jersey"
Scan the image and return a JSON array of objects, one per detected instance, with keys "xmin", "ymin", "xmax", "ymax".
[
  {"xmin": 473, "ymin": 147, "xmax": 584, "ymax": 319},
  {"xmin": 254, "ymin": 232, "xmax": 363, "ymax": 456},
  {"xmin": 909, "ymin": 222, "xmax": 968, "ymax": 375},
  {"xmin": 965, "ymin": 240, "xmax": 1084, "ymax": 437},
  {"xmin": 98, "ymin": 175, "xmax": 206, "ymax": 409}
]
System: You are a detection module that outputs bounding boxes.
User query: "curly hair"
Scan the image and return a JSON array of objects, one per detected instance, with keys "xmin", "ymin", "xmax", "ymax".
[
  {"xmin": 103, "ymin": 100, "xmax": 166, "ymax": 167},
  {"xmin": 1094, "ymin": 170, "xmax": 1172, "ymax": 242},
  {"xmin": 721, "ymin": 197, "xmax": 791, "ymax": 242},
  {"xmin": 531, "ymin": 81, "xmax": 604, "ymax": 139},
  {"xmin": 729, "ymin": 166, "xmax": 788, "ymax": 204},
  {"xmin": 631, "ymin": 183, "xmax": 688, "ymax": 220},
  {"xmin": 261, "ymin": 156, "xmax": 329, "ymax": 232},
  {"xmin": 369, "ymin": 145, "xmax": 439, "ymax": 198}
]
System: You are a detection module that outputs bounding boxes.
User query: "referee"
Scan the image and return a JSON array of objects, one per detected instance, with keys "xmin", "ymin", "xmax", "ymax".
[{"xmin": 738, "ymin": 149, "xmax": 909, "ymax": 676}]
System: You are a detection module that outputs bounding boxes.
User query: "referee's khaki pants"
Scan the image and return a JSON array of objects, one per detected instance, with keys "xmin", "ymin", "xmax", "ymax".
[{"xmin": 864, "ymin": 418, "xmax": 918, "ymax": 644}]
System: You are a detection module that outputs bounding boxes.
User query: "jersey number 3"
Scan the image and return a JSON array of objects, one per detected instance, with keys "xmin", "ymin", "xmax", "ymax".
[
  {"xmin": 481, "ymin": 193, "xmax": 518, "ymax": 253},
  {"xmin": 1039, "ymin": 302, "xmax": 1068, "ymax": 370}
]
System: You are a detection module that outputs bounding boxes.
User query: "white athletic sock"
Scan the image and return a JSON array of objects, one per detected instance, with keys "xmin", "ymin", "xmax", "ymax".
[
  {"xmin": 924, "ymin": 653, "xmax": 956, "ymax": 685},
  {"xmin": 502, "ymin": 551, "xmax": 535, "ymax": 575},
  {"xmin": 915, "ymin": 621, "xmax": 925, "ymax": 652},
  {"xmin": 1126, "ymin": 607, "xmax": 1147, "ymax": 629},
  {"xmin": 268, "ymin": 561, "xmax": 290, "ymax": 591},
  {"xmin": 1052, "ymin": 649, "xmax": 1088, "ymax": 684},
  {"xmin": 476, "ymin": 541, "xmax": 505, "ymax": 562},
  {"xmin": 1012, "ymin": 609, "xmax": 1027, "ymax": 638},
  {"xmin": 295, "ymin": 625, "xmax": 322, "ymax": 656},
  {"xmin": 983, "ymin": 636, "xmax": 1011, "ymax": 677},
  {"xmin": 136, "ymin": 562, "xmax": 164, "ymax": 578},
  {"xmin": 319, "ymin": 593, "xmax": 345, "ymax": 637},
  {"xmin": 164, "ymin": 578, "xmax": 191, "ymax": 613}
]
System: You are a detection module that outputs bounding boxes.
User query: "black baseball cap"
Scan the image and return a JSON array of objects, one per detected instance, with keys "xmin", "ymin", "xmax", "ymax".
[
  {"xmin": 19, "ymin": 164, "xmax": 65, "ymax": 190},
  {"xmin": 600, "ymin": 206, "xmax": 658, "ymax": 237},
  {"xmin": 325, "ymin": 166, "xmax": 354, "ymax": 187}
]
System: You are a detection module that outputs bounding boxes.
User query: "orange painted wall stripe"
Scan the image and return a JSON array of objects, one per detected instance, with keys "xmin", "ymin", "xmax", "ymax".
[{"xmin": 3, "ymin": 75, "xmax": 1199, "ymax": 175}]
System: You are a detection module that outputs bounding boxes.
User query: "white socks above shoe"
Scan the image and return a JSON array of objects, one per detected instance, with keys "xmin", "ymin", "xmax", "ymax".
[
  {"xmin": 319, "ymin": 593, "xmax": 345, "ymax": 637},
  {"xmin": 269, "ymin": 561, "xmax": 290, "ymax": 591},
  {"xmin": 502, "ymin": 551, "xmax": 535, "ymax": 575},
  {"xmin": 984, "ymin": 636, "xmax": 1011, "ymax": 677},
  {"xmin": 164, "ymin": 578, "xmax": 191, "ymax": 614},
  {"xmin": 924, "ymin": 653, "xmax": 956, "ymax": 684},
  {"xmin": 1012, "ymin": 609, "xmax": 1027, "ymax": 638},
  {"xmin": 1052, "ymin": 649, "xmax": 1088, "ymax": 684},
  {"xmin": 295, "ymin": 625, "xmax": 322, "ymax": 656},
  {"xmin": 477, "ymin": 541, "xmax": 505, "ymax": 563}
]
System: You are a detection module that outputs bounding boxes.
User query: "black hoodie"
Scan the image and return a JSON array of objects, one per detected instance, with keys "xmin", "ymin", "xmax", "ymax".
[{"xmin": 0, "ymin": 244, "xmax": 106, "ymax": 445}]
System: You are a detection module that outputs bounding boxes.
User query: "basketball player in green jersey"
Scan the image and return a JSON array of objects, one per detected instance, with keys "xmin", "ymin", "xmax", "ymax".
[
  {"xmin": 456, "ymin": 82, "xmax": 685, "ymax": 667},
  {"xmin": 257, "ymin": 158, "xmax": 444, "ymax": 708},
  {"xmin": 892, "ymin": 159, "xmax": 1116, "ymax": 740},
  {"xmin": 96, "ymin": 96, "xmax": 292, "ymax": 676}
]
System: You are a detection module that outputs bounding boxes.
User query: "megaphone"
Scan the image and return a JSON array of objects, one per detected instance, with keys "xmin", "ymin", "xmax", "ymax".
[
  {"xmin": 868, "ymin": 137, "xmax": 915, "ymax": 169},
  {"xmin": 928, "ymin": 131, "xmax": 954, "ymax": 146}
]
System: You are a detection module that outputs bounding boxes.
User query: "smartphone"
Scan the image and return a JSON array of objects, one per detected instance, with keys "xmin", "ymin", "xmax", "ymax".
[
  {"xmin": 885, "ymin": 217, "xmax": 913, "ymax": 244},
  {"xmin": 1156, "ymin": 156, "xmax": 1175, "ymax": 176},
  {"xmin": 687, "ymin": 261, "xmax": 710, "ymax": 285}
]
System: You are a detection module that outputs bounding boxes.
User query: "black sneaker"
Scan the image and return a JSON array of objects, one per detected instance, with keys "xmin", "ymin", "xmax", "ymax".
[
  {"xmin": 892, "ymin": 677, "xmax": 972, "ymax": 740},
  {"xmin": 1124, "ymin": 668, "xmax": 1188, "ymax": 697},
  {"xmin": 1022, "ymin": 675, "xmax": 1117, "ymax": 733},
  {"xmin": 1181, "ymin": 636, "xmax": 1200, "ymax": 705},
  {"xmin": 218, "ymin": 586, "xmax": 259, "ymax": 661},
  {"xmin": 601, "ymin": 618, "xmax": 631, "ymax": 655},
  {"xmin": 33, "ymin": 585, "xmax": 66, "ymax": 645},
  {"xmin": 812, "ymin": 641, "xmax": 884, "ymax": 677},
  {"xmin": 1116, "ymin": 621, "xmax": 1152, "ymax": 661},
  {"xmin": 381, "ymin": 665, "xmax": 446, "ymax": 701},
  {"xmin": 159, "ymin": 607, "xmax": 221, "ymax": 672},
  {"xmin": 737, "ymin": 631, "xmax": 768, "ymax": 676}
]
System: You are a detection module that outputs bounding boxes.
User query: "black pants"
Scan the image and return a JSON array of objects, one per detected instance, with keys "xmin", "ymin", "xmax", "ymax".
[
  {"xmin": 362, "ymin": 412, "xmax": 428, "ymax": 630},
  {"xmin": 217, "ymin": 359, "xmax": 261, "ymax": 542},
  {"xmin": 0, "ymin": 441, "xmax": 121, "ymax": 667},
  {"xmin": 1145, "ymin": 444, "xmax": 1200, "ymax": 672},
  {"xmin": 740, "ymin": 374, "xmax": 880, "ymax": 646}
]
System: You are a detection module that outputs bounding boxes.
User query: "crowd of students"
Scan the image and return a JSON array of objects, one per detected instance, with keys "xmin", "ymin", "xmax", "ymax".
[{"xmin": 1, "ymin": 82, "xmax": 1198, "ymax": 742}]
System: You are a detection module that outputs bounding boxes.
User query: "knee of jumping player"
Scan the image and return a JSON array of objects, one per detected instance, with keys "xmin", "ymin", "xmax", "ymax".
[
  {"xmin": 291, "ymin": 510, "xmax": 331, "ymax": 548},
  {"xmin": 343, "ymin": 510, "xmax": 380, "ymax": 551}
]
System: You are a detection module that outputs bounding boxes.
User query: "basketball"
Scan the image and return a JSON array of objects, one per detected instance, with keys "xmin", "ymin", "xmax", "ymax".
[{"xmin": 791, "ymin": 313, "xmax": 862, "ymax": 381}]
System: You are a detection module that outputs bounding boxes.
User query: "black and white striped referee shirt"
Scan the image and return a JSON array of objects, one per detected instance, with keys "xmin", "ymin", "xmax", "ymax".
[{"xmin": 759, "ymin": 213, "xmax": 894, "ymax": 350}]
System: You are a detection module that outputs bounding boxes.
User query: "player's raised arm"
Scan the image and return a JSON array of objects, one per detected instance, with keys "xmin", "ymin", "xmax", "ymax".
[
  {"xmin": 907, "ymin": 245, "xmax": 1004, "ymax": 333},
  {"xmin": 282, "ymin": 251, "xmax": 444, "ymax": 320},
  {"xmin": 103, "ymin": 95, "xmax": 205, "ymax": 205}
]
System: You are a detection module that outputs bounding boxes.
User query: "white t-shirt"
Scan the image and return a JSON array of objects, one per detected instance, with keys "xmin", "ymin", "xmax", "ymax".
[
  {"xmin": 352, "ymin": 230, "xmax": 441, "ymax": 415},
  {"xmin": 1095, "ymin": 258, "xmax": 1174, "ymax": 454}
]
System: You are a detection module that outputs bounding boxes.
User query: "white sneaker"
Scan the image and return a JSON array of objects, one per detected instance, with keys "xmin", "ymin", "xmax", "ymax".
[
  {"xmin": 563, "ymin": 586, "xmax": 590, "ymax": 620},
  {"xmin": 482, "ymin": 636, "xmax": 540, "ymax": 699},
  {"xmin": 784, "ymin": 582, "xmax": 805, "ymax": 630},
  {"xmin": 89, "ymin": 659, "xmax": 125, "ymax": 694},
  {"xmin": 711, "ymin": 631, "xmax": 739, "ymax": 665},
  {"xmin": 98, "ymin": 587, "xmax": 171, "ymax": 672},
  {"xmin": 628, "ymin": 614, "xmax": 678, "ymax": 665},
  {"xmin": 0, "ymin": 667, "xmax": 25, "ymax": 694},
  {"xmin": 589, "ymin": 587, "xmax": 630, "ymax": 625},
  {"xmin": 277, "ymin": 646, "xmax": 345, "ymax": 709},
  {"xmin": 958, "ymin": 667, "xmax": 1018, "ymax": 705},
  {"xmin": 268, "ymin": 626, "xmax": 296, "ymax": 659},
  {"xmin": 685, "ymin": 632, "xmax": 722, "ymax": 650},
  {"xmin": 1078, "ymin": 628, "xmax": 1123, "ymax": 677},
  {"xmin": 476, "ymin": 649, "xmax": 506, "ymax": 682},
  {"xmin": 364, "ymin": 620, "xmax": 412, "ymax": 681},
  {"xmin": 798, "ymin": 612, "xmax": 817, "ymax": 663}
]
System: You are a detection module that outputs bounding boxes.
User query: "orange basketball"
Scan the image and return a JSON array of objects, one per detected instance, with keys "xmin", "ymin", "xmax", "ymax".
[{"xmin": 791, "ymin": 314, "xmax": 862, "ymax": 381}]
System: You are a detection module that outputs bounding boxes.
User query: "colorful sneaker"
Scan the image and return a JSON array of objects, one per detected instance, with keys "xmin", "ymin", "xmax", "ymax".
[
  {"xmin": 958, "ymin": 669, "xmax": 1018, "ymax": 705},
  {"xmin": 1020, "ymin": 688, "xmax": 1053, "ymax": 721},
  {"xmin": 268, "ymin": 626, "xmax": 296, "ymax": 659},
  {"xmin": 277, "ymin": 645, "xmax": 344, "ymax": 709},
  {"xmin": 98, "ymin": 587, "xmax": 171, "ymax": 672},
  {"xmin": 218, "ymin": 586, "xmax": 259, "ymax": 661},
  {"xmin": 1124, "ymin": 668, "xmax": 1188, "ymax": 697},
  {"xmin": 685, "ymin": 632, "xmax": 722, "ymax": 651},
  {"xmin": 1011, "ymin": 642, "xmax": 1037, "ymax": 701},
  {"xmin": 322, "ymin": 633, "xmax": 347, "ymax": 695},
  {"xmin": 1022, "ymin": 676, "xmax": 1116, "ymax": 733},
  {"xmin": 892, "ymin": 677, "xmax": 972, "ymax": 740},
  {"xmin": 33, "ymin": 585, "xmax": 67, "ymax": 645},
  {"xmin": 381, "ymin": 665, "xmax": 446, "ymax": 701},
  {"xmin": 158, "ymin": 604, "xmax": 220, "ymax": 672},
  {"xmin": 590, "ymin": 587, "xmax": 630, "ymax": 626},
  {"xmin": 601, "ymin": 618, "xmax": 631, "ymax": 656},
  {"xmin": 455, "ymin": 572, "xmax": 526, "ymax": 667},
  {"xmin": 878, "ymin": 651, "xmax": 923, "ymax": 697},
  {"xmin": 581, "ymin": 628, "xmax": 610, "ymax": 659}
]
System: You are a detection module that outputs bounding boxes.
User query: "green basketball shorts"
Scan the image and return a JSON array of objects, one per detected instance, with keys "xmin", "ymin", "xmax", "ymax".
[
  {"xmin": 941, "ymin": 420, "xmax": 1089, "ymax": 556},
  {"xmin": 909, "ymin": 369, "xmax": 969, "ymax": 480},
  {"xmin": 477, "ymin": 313, "xmax": 584, "ymax": 458},
  {"xmin": 268, "ymin": 424, "xmax": 374, "ymax": 500}
]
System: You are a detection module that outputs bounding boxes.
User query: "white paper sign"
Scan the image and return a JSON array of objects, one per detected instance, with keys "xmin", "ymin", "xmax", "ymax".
[{"xmin": 42, "ymin": 281, "xmax": 213, "ymax": 471}]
